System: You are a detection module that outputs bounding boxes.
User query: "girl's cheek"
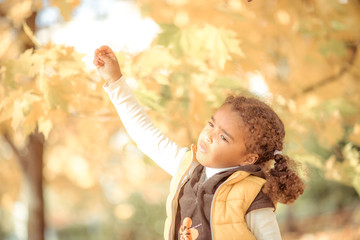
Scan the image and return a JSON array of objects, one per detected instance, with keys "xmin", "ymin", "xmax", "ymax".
[
  {"xmin": 199, "ymin": 130, "xmax": 210, "ymax": 142},
  {"xmin": 198, "ymin": 131, "xmax": 205, "ymax": 140}
]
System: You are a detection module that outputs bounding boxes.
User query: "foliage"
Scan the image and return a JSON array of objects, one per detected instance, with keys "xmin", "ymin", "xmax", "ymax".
[
  {"xmin": 131, "ymin": 0, "xmax": 360, "ymax": 194},
  {"xmin": 0, "ymin": 0, "xmax": 360, "ymax": 239}
]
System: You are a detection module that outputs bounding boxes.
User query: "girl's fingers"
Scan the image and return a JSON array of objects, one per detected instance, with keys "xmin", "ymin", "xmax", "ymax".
[
  {"xmin": 97, "ymin": 59, "xmax": 104, "ymax": 65},
  {"xmin": 97, "ymin": 53, "xmax": 114, "ymax": 64},
  {"xmin": 94, "ymin": 46, "xmax": 116, "ymax": 68},
  {"xmin": 98, "ymin": 45, "xmax": 112, "ymax": 53},
  {"xmin": 93, "ymin": 56, "xmax": 101, "ymax": 63},
  {"xmin": 96, "ymin": 46, "xmax": 115, "ymax": 58},
  {"xmin": 94, "ymin": 55, "xmax": 104, "ymax": 63},
  {"xmin": 93, "ymin": 56, "xmax": 104, "ymax": 68}
]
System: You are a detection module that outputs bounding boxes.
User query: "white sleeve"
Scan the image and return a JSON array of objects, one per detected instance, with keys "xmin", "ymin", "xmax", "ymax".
[
  {"xmin": 103, "ymin": 77, "xmax": 188, "ymax": 176},
  {"xmin": 245, "ymin": 208, "xmax": 282, "ymax": 240}
]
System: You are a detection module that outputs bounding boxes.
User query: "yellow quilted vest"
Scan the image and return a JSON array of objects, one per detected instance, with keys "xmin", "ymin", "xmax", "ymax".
[{"xmin": 164, "ymin": 145, "xmax": 266, "ymax": 240}]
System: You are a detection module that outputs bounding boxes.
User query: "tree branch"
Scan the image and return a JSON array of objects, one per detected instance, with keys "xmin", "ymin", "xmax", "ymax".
[
  {"xmin": 3, "ymin": 132, "xmax": 28, "ymax": 172},
  {"xmin": 293, "ymin": 40, "xmax": 360, "ymax": 99}
]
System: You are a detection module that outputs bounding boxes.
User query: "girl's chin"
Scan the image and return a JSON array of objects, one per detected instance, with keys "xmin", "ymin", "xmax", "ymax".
[
  {"xmin": 195, "ymin": 152, "xmax": 206, "ymax": 163},
  {"xmin": 195, "ymin": 153, "xmax": 213, "ymax": 167}
]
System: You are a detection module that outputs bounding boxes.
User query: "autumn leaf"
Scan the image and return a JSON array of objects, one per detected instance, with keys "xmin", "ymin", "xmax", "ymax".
[
  {"xmin": 44, "ymin": 75, "xmax": 69, "ymax": 111},
  {"xmin": 132, "ymin": 46, "xmax": 179, "ymax": 80},
  {"xmin": 10, "ymin": 91, "xmax": 42, "ymax": 131},
  {"xmin": 349, "ymin": 124, "xmax": 360, "ymax": 146},
  {"xmin": 319, "ymin": 39, "xmax": 347, "ymax": 57},
  {"xmin": 38, "ymin": 117, "xmax": 53, "ymax": 139},
  {"xmin": 157, "ymin": 24, "xmax": 199, "ymax": 58},
  {"xmin": 157, "ymin": 23, "xmax": 244, "ymax": 69},
  {"xmin": 3, "ymin": 0, "xmax": 35, "ymax": 27},
  {"xmin": 49, "ymin": 0, "xmax": 81, "ymax": 21},
  {"xmin": 2, "ymin": 49, "xmax": 44, "ymax": 91},
  {"xmin": 199, "ymin": 24, "xmax": 244, "ymax": 69},
  {"xmin": 11, "ymin": 99, "xmax": 24, "ymax": 131},
  {"xmin": 353, "ymin": 175, "xmax": 360, "ymax": 196},
  {"xmin": 0, "ymin": 90, "xmax": 22, "ymax": 123}
]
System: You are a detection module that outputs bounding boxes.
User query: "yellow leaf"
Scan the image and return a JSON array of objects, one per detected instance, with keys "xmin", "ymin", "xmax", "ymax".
[
  {"xmin": 134, "ymin": 47, "xmax": 179, "ymax": 79},
  {"xmin": 11, "ymin": 99, "xmax": 24, "ymax": 131},
  {"xmin": 0, "ymin": 23, "xmax": 14, "ymax": 58},
  {"xmin": 22, "ymin": 91, "xmax": 42, "ymax": 115},
  {"xmin": 38, "ymin": 118, "xmax": 53, "ymax": 139},
  {"xmin": 23, "ymin": 101, "xmax": 46, "ymax": 137},
  {"xmin": 5, "ymin": 0, "xmax": 33, "ymax": 27},
  {"xmin": 8, "ymin": 91, "xmax": 45, "ymax": 135},
  {"xmin": 342, "ymin": 143, "xmax": 360, "ymax": 169},
  {"xmin": 49, "ymin": 0, "xmax": 81, "ymax": 21},
  {"xmin": 353, "ymin": 175, "xmax": 360, "ymax": 196},
  {"xmin": 349, "ymin": 124, "xmax": 360, "ymax": 146},
  {"xmin": 44, "ymin": 75, "xmax": 71, "ymax": 111},
  {"xmin": 200, "ymin": 24, "xmax": 244, "ymax": 69},
  {"xmin": 23, "ymin": 120, "xmax": 37, "ymax": 137},
  {"xmin": 0, "ymin": 90, "xmax": 22, "ymax": 123},
  {"xmin": 2, "ymin": 48, "xmax": 44, "ymax": 88},
  {"xmin": 10, "ymin": 91, "xmax": 41, "ymax": 131},
  {"xmin": 157, "ymin": 23, "xmax": 244, "ymax": 70}
]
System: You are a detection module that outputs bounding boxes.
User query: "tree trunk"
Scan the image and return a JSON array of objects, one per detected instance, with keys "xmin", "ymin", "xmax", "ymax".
[
  {"xmin": 25, "ymin": 131, "xmax": 45, "ymax": 240},
  {"xmin": 4, "ymin": 129, "xmax": 45, "ymax": 240},
  {"xmin": 23, "ymin": 11, "xmax": 46, "ymax": 240}
]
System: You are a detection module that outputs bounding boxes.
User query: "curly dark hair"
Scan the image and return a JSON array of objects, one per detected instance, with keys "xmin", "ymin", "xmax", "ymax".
[{"xmin": 223, "ymin": 95, "xmax": 305, "ymax": 204}]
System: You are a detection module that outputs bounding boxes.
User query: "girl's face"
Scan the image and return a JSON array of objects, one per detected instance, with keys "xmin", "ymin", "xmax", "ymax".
[{"xmin": 196, "ymin": 104, "xmax": 258, "ymax": 168}]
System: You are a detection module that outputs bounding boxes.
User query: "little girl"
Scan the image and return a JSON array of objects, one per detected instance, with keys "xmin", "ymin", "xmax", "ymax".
[{"xmin": 93, "ymin": 46, "xmax": 305, "ymax": 240}]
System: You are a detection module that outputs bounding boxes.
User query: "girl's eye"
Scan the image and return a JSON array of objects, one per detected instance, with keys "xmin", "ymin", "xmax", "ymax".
[
  {"xmin": 208, "ymin": 121, "xmax": 214, "ymax": 127},
  {"xmin": 220, "ymin": 135, "xmax": 228, "ymax": 142}
]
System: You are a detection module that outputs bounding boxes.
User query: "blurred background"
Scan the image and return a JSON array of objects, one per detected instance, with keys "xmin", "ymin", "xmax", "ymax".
[{"xmin": 0, "ymin": 0, "xmax": 360, "ymax": 239}]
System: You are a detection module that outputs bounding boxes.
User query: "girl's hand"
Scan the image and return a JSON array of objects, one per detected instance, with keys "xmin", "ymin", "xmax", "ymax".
[{"xmin": 93, "ymin": 45, "xmax": 122, "ymax": 84}]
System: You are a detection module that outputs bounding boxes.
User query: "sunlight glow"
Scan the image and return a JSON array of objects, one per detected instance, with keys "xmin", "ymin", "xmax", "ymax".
[
  {"xmin": 276, "ymin": 10, "xmax": 290, "ymax": 25},
  {"xmin": 66, "ymin": 155, "xmax": 95, "ymax": 188},
  {"xmin": 247, "ymin": 71, "xmax": 272, "ymax": 98},
  {"xmin": 12, "ymin": 201, "xmax": 28, "ymax": 240},
  {"xmin": 36, "ymin": 0, "xmax": 160, "ymax": 69},
  {"xmin": 114, "ymin": 204, "xmax": 135, "ymax": 220}
]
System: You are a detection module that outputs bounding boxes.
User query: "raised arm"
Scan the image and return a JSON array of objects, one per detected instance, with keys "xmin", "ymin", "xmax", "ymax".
[{"xmin": 94, "ymin": 46, "xmax": 188, "ymax": 176}]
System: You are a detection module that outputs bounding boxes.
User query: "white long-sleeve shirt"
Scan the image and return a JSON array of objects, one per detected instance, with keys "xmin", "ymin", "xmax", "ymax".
[{"xmin": 104, "ymin": 76, "xmax": 282, "ymax": 240}]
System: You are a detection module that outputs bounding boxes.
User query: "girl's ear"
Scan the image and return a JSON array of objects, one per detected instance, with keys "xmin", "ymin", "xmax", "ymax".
[{"xmin": 241, "ymin": 154, "xmax": 258, "ymax": 165}]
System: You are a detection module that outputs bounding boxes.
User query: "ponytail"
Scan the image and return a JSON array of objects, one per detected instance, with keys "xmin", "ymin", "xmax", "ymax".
[{"xmin": 262, "ymin": 153, "xmax": 305, "ymax": 204}]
